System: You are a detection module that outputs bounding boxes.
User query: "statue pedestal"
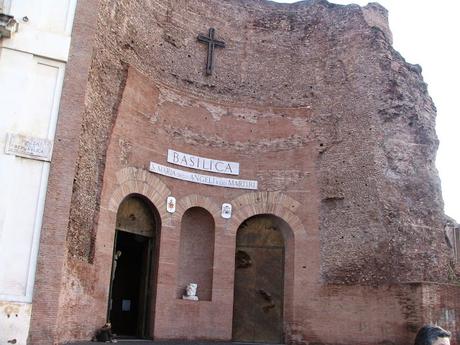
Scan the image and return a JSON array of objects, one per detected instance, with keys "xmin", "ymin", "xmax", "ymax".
[{"xmin": 182, "ymin": 295, "xmax": 198, "ymax": 301}]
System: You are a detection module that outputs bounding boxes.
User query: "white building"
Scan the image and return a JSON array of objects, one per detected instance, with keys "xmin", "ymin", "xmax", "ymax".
[{"xmin": 0, "ymin": 1, "xmax": 77, "ymax": 344}]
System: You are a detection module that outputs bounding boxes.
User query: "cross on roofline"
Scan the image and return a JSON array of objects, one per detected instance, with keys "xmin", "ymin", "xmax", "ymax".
[{"xmin": 197, "ymin": 28, "xmax": 225, "ymax": 75}]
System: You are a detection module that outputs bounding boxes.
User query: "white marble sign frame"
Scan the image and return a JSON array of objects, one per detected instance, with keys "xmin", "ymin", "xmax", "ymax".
[
  {"xmin": 167, "ymin": 149, "xmax": 240, "ymax": 176},
  {"xmin": 166, "ymin": 196, "xmax": 176, "ymax": 213},
  {"xmin": 4, "ymin": 132, "xmax": 53, "ymax": 162},
  {"xmin": 221, "ymin": 203, "xmax": 232, "ymax": 219},
  {"xmin": 149, "ymin": 162, "xmax": 257, "ymax": 190}
]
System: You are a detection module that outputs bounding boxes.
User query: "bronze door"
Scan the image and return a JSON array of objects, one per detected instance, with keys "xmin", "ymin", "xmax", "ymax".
[{"xmin": 232, "ymin": 216, "xmax": 284, "ymax": 343}]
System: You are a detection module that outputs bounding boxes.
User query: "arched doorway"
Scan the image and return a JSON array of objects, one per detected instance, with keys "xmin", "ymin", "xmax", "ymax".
[
  {"xmin": 232, "ymin": 214, "xmax": 286, "ymax": 343},
  {"xmin": 108, "ymin": 194, "xmax": 160, "ymax": 338}
]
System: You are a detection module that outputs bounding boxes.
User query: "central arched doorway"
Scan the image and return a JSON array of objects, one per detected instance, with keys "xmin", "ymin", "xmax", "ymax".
[
  {"xmin": 107, "ymin": 194, "xmax": 160, "ymax": 339},
  {"xmin": 232, "ymin": 214, "xmax": 286, "ymax": 343}
]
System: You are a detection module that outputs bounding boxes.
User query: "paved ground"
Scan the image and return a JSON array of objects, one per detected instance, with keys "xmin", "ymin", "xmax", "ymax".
[
  {"xmin": 67, "ymin": 341, "xmax": 270, "ymax": 345},
  {"xmin": 67, "ymin": 341, "xmax": 155, "ymax": 345}
]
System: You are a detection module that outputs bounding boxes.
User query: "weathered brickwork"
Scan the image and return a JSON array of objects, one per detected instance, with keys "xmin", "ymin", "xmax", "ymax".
[
  {"xmin": 66, "ymin": 0, "xmax": 453, "ymax": 283},
  {"xmin": 29, "ymin": 1, "xmax": 459, "ymax": 345},
  {"xmin": 27, "ymin": 0, "xmax": 101, "ymax": 344}
]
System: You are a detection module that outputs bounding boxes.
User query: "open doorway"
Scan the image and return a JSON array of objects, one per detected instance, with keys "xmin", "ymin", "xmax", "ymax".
[{"xmin": 107, "ymin": 194, "xmax": 159, "ymax": 339}]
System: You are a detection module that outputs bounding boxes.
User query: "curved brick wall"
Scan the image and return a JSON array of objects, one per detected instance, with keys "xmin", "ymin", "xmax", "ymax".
[
  {"xmin": 30, "ymin": 1, "xmax": 457, "ymax": 344},
  {"xmin": 69, "ymin": 0, "xmax": 449, "ymax": 282}
]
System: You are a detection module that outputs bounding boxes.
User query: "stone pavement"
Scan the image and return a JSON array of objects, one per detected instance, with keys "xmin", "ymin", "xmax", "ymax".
[{"xmin": 66, "ymin": 341, "xmax": 270, "ymax": 345}]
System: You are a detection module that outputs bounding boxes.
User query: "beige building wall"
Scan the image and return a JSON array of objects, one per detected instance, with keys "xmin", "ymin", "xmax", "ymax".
[{"xmin": 0, "ymin": 1, "xmax": 76, "ymax": 344}]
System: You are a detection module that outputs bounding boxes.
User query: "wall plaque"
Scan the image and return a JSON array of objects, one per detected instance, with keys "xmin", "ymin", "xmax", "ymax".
[
  {"xmin": 166, "ymin": 196, "xmax": 176, "ymax": 213},
  {"xmin": 149, "ymin": 162, "xmax": 257, "ymax": 190},
  {"xmin": 4, "ymin": 133, "xmax": 53, "ymax": 162},
  {"xmin": 221, "ymin": 203, "xmax": 232, "ymax": 219},
  {"xmin": 167, "ymin": 149, "xmax": 240, "ymax": 176}
]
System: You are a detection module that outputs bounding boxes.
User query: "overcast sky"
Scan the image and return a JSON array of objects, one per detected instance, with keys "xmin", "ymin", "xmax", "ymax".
[{"xmin": 273, "ymin": 0, "xmax": 460, "ymax": 221}]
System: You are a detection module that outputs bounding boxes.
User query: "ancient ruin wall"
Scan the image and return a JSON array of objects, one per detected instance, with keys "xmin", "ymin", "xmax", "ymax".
[{"xmin": 66, "ymin": 0, "xmax": 452, "ymax": 284}]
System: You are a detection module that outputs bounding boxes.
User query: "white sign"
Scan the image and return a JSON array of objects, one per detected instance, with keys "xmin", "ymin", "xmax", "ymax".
[
  {"xmin": 4, "ymin": 133, "xmax": 53, "ymax": 162},
  {"xmin": 167, "ymin": 149, "xmax": 240, "ymax": 175},
  {"xmin": 166, "ymin": 196, "xmax": 176, "ymax": 213},
  {"xmin": 149, "ymin": 162, "xmax": 257, "ymax": 190},
  {"xmin": 221, "ymin": 203, "xmax": 232, "ymax": 219}
]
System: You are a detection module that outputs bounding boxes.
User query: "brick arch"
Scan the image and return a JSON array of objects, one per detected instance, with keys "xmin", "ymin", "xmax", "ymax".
[
  {"xmin": 93, "ymin": 167, "xmax": 170, "ymax": 341},
  {"xmin": 172, "ymin": 194, "xmax": 221, "ymax": 226},
  {"xmin": 166, "ymin": 195, "xmax": 221, "ymax": 302},
  {"xmin": 107, "ymin": 166, "xmax": 171, "ymax": 216},
  {"xmin": 228, "ymin": 191, "xmax": 305, "ymax": 239},
  {"xmin": 228, "ymin": 191, "xmax": 307, "ymax": 335}
]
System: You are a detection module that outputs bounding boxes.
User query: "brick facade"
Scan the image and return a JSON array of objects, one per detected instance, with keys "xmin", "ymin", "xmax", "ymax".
[{"xmin": 29, "ymin": 1, "xmax": 459, "ymax": 345}]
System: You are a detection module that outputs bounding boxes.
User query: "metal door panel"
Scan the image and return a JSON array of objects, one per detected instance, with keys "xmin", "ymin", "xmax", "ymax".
[{"xmin": 233, "ymin": 216, "xmax": 284, "ymax": 343}]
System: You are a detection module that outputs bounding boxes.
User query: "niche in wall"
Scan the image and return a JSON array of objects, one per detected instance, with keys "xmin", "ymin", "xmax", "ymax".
[{"xmin": 177, "ymin": 207, "xmax": 215, "ymax": 301}]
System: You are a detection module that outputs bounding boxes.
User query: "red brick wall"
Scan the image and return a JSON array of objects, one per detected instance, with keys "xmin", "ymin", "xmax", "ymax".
[
  {"xmin": 66, "ymin": 0, "xmax": 451, "ymax": 285},
  {"xmin": 27, "ymin": 0, "xmax": 101, "ymax": 344},
  {"xmin": 29, "ymin": 1, "xmax": 459, "ymax": 344},
  {"xmin": 177, "ymin": 207, "xmax": 215, "ymax": 301},
  {"xmin": 45, "ymin": 65, "xmax": 458, "ymax": 345},
  {"xmin": 419, "ymin": 284, "xmax": 460, "ymax": 345}
]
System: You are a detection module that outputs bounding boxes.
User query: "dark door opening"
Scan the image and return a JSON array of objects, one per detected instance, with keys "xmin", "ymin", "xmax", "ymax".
[
  {"xmin": 108, "ymin": 194, "xmax": 160, "ymax": 338},
  {"xmin": 108, "ymin": 230, "xmax": 152, "ymax": 338},
  {"xmin": 232, "ymin": 215, "xmax": 285, "ymax": 343}
]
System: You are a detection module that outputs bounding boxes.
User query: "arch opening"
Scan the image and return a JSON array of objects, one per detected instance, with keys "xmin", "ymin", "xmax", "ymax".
[
  {"xmin": 177, "ymin": 206, "xmax": 215, "ymax": 301},
  {"xmin": 232, "ymin": 214, "xmax": 293, "ymax": 343},
  {"xmin": 108, "ymin": 193, "xmax": 161, "ymax": 339}
]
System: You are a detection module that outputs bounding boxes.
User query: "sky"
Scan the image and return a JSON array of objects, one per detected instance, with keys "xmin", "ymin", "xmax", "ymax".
[{"xmin": 273, "ymin": 0, "xmax": 460, "ymax": 221}]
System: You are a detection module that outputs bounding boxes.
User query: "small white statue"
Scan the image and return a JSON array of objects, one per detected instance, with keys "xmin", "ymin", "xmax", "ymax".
[{"xmin": 182, "ymin": 283, "xmax": 198, "ymax": 301}]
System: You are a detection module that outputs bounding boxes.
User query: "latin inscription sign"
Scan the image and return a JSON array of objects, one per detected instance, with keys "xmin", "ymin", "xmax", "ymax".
[
  {"xmin": 149, "ymin": 162, "xmax": 257, "ymax": 190},
  {"xmin": 4, "ymin": 133, "xmax": 53, "ymax": 162},
  {"xmin": 167, "ymin": 149, "xmax": 239, "ymax": 175}
]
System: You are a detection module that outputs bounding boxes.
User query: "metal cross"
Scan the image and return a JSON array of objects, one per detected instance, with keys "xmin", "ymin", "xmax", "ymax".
[{"xmin": 197, "ymin": 28, "xmax": 225, "ymax": 75}]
